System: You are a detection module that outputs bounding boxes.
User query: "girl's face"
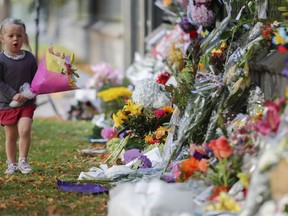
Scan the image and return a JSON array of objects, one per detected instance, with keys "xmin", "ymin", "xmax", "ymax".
[{"xmin": 0, "ymin": 24, "xmax": 25, "ymax": 56}]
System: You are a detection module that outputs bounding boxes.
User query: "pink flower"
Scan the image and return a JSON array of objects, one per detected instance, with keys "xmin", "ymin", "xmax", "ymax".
[
  {"xmin": 254, "ymin": 106, "xmax": 281, "ymax": 135},
  {"xmin": 154, "ymin": 109, "xmax": 166, "ymax": 118},
  {"xmin": 101, "ymin": 127, "xmax": 118, "ymax": 140},
  {"xmin": 254, "ymin": 98, "xmax": 285, "ymax": 135},
  {"xmin": 198, "ymin": 158, "xmax": 208, "ymax": 173},
  {"xmin": 189, "ymin": 4, "xmax": 215, "ymax": 27},
  {"xmin": 177, "ymin": 0, "xmax": 189, "ymax": 11},
  {"xmin": 87, "ymin": 62, "xmax": 123, "ymax": 90}
]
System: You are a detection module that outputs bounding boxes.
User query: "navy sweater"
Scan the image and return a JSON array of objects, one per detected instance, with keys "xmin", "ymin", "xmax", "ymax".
[{"xmin": 0, "ymin": 51, "xmax": 37, "ymax": 110}]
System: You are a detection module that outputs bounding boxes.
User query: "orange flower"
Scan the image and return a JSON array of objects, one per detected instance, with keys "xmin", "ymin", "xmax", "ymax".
[
  {"xmin": 144, "ymin": 135, "xmax": 153, "ymax": 143},
  {"xmin": 178, "ymin": 157, "xmax": 199, "ymax": 181},
  {"xmin": 211, "ymin": 48, "xmax": 222, "ymax": 58},
  {"xmin": 162, "ymin": 105, "xmax": 174, "ymax": 114},
  {"xmin": 208, "ymin": 136, "xmax": 232, "ymax": 159},
  {"xmin": 163, "ymin": 0, "xmax": 173, "ymax": 7},
  {"xmin": 198, "ymin": 63, "xmax": 204, "ymax": 71},
  {"xmin": 220, "ymin": 42, "xmax": 227, "ymax": 51},
  {"xmin": 198, "ymin": 158, "xmax": 208, "ymax": 173},
  {"xmin": 155, "ymin": 126, "xmax": 168, "ymax": 139}
]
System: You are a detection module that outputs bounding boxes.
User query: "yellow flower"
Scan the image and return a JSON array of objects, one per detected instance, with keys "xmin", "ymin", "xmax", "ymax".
[
  {"xmin": 237, "ymin": 172, "xmax": 249, "ymax": 188},
  {"xmin": 218, "ymin": 192, "xmax": 241, "ymax": 212},
  {"xmin": 162, "ymin": 105, "xmax": 174, "ymax": 114},
  {"xmin": 97, "ymin": 87, "xmax": 132, "ymax": 102},
  {"xmin": 201, "ymin": 30, "xmax": 209, "ymax": 38},
  {"xmin": 205, "ymin": 192, "xmax": 241, "ymax": 213},
  {"xmin": 112, "ymin": 110, "xmax": 128, "ymax": 128},
  {"xmin": 220, "ymin": 42, "xmax": 227, "ymax": 51},
  {"xmin": 163, "ymin": 0, "xmax": 173, "ymax": 7},
  {"xmin": 145, "ymin": 135, "xmax": 153, "ymax": 143},
  {"xmin": 155, "ymin": 126, "xmax": 168, "ymax": 139},
  {"xmin": 123, "ymin": 100, "xmax": 142, "ymax": 116},
  {"xmin": 273, "ymin": 33, "xmax": 286, "ymax": 45}
]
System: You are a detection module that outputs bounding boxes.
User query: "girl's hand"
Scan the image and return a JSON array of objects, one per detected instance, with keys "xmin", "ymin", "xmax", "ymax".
[{"xmin": 13, "ymin": 93, "xmax": 27, "ymax": 104}]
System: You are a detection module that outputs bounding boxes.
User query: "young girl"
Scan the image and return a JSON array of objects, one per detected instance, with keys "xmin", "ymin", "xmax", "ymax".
[{"xmin": 0, "ymin": 18, "xmax": 38, "ymax": 174}]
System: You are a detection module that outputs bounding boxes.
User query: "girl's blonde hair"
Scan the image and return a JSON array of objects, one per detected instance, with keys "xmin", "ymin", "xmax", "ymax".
[{"xmin": 0, "ymin": 18, "xmax": 32, "ymax": 52}]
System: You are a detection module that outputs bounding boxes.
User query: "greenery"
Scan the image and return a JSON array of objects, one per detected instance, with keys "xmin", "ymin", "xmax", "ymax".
[{"xmin": 0, "ymin": 118, "xmax": 108, "ymax": 216}]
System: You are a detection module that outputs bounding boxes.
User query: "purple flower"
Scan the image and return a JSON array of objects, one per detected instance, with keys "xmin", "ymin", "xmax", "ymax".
[
  {"xmin": 180, "ymin": 15, "xmax": 195, "ymax": 33},
  {"xmin": 123, "ymin": 149, "xmax": 142, "ymax": 164},
  {"xmin": 282, "ymin": 65, "xmax": 288, "ymax": 77},
  {"xmin": 138, "ymin": 155, "xmax": 152, "ymax": 168},
  {"xmin": 162, "ymin": 173, "xmax": 176, "ymax": 183},
  {"xmin": 192, "ymin": 150, "xmax": 204, "ymax": 160}
]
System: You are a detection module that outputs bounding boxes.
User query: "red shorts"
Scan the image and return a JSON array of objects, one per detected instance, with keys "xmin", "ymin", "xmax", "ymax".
[{"xmin": 0, "ymin": 104, "xmax": 36, "ymax": 126}]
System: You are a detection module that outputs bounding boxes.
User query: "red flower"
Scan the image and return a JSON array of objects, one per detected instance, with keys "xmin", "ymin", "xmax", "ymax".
[
  {"xmin": 154, "ymin": 109, "xmax": 166, "ymax": 119},
  {"xmin": 149, "ymin": 139, "xmax": 160, "ymax": 145},
  {"xmin": 189, "ymin": 30, "xmax": 198, "ymax": 39},
  {"xmin": 208, "ymin": 136, "xmax": 232, "ymax": 159},
  {"xmin": 278, "ymin": 45, "xmax": 288, "ymax": 52},
  {"xmin": 156, "ymin": 71, "xmax": 171, "ymax": 85}
]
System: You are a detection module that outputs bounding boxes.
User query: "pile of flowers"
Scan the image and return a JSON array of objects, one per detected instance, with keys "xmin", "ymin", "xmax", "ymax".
[{"xmin": 74, "ymin": 1, "xmax": 288, "ymax": 215}]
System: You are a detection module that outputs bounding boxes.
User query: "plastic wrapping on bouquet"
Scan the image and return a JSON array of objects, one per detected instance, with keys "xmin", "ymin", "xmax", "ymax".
[{"xmin": 30, "ymin": 53, "xmax": 77, "ymax": 95}]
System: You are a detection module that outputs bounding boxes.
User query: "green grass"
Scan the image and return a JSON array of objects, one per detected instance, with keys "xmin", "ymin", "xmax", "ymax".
[{"xmin": 0, "ymin": 118, "xmax": 108, "ymax": 216}]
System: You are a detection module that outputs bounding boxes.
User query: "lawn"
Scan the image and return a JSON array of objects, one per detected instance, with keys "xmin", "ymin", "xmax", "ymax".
[{"xmin": 0, "ymin": 117, "xmax": 108, "ymax": 216}]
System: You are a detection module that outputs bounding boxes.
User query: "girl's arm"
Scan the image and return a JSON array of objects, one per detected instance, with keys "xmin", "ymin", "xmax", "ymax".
[{"xmin": 0, "ymin": 62, "xmax": 18, "ymax": 101}]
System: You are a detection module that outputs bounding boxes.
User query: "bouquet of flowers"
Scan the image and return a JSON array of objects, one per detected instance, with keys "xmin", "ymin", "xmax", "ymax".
[
  {"xmin": 86, "ymin": 62, "xmax": 123, "ymax": 91},
  {"xmin": 10, "ymin": 46, "xmax": 79, "ymax": 107},
  {"xmin": 97, "ymin": 86, "xmax": 133, "ymax": 118}
]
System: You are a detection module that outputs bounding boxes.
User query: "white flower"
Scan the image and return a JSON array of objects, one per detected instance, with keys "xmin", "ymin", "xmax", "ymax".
[
  {"xmin": 258, "ymin": 201, "xmax": 276, "ymax": 216},
  {"xmin": 132, "ymin": 79, "xmax": 171, "ymax": 109},
  {"xmin": 258, "ymin": 150, "xmax": 279, "ymax": 172}
]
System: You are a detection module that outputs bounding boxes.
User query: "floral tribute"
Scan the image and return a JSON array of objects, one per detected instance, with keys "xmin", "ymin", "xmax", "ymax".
[{"xmin": 75, "ymin": 1, "xmax": 288, "ymax": 216}]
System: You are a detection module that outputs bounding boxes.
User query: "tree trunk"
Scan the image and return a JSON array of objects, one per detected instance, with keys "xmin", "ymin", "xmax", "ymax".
[{"xmin": 0, "ymin": 0, "xmax": 10, "ymax": 22}]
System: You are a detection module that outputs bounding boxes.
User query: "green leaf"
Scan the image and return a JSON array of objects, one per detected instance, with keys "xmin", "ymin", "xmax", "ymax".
[
  {"xmin": 73, "ymin": 72, "xmax": 80, "ymax": 78},
  {"xmin": 220, "ymin": 30, "xmax": 231, "ymax": 40},
  {"xmin": 278, "ymin": 6, "xmax": 288, "ymax": 12}
]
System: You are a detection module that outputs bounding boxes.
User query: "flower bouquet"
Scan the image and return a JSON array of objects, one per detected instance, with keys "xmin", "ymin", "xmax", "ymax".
[{"xmin": 9, "ymin": 46, "xmax": 79, "ymax": 107}]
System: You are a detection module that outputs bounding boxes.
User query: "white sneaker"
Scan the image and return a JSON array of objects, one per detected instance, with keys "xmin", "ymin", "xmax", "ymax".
[
  {"xmin": 18, "ymin": 158, "xmax": 33, "ymax": 174},
  {"xmin": 5, "ymin": 160, "xmax": 18, "ymax": 174}
]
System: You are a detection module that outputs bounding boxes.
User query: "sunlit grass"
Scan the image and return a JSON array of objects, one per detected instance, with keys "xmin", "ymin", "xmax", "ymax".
[{"xmin": 0, "ymin": 118, "xmax": 108, "ymax": 216}]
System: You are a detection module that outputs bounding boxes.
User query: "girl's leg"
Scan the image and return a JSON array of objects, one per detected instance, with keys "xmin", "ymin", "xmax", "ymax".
[
  {"xmin": 17, "ymin": 117, "xmax": 33, "ymax": 174},
  {"xmin": 4, "ymin": 124, "xmax": 18, "ymax": 163},
  {"xmin": 18, "ymin": 117, "xmax": 33, "ymax": 159}
]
